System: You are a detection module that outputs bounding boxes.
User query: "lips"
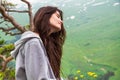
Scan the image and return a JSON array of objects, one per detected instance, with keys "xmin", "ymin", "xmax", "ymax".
[{"xmin": 58, "ymin": 21, "xmax": 62, "ymax": 25}]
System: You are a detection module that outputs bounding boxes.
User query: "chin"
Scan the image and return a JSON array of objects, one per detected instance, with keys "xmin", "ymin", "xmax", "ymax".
[
  {"xmin": 51, "ymin": 25, "xmax": 61, "ymax": 33},
  {"xmin": 54, "ymin": 27, "xmax": 61, "ymax": 33},
  {"xmin": 57, "ymin": 27, "xmax": 61, "ymax": 31}
]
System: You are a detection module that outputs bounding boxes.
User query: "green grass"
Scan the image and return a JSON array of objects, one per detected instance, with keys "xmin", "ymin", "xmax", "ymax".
[{"xmin": 62, "ymin": 8, "xmax": 120, "ymax": 80}]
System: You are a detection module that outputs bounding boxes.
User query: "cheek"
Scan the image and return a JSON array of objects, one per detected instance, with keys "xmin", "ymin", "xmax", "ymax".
[
  {"xmin": 49, "ymin": 18, "xmax": 53, "ymax": 25},
  {"xmin": 49, "ymin": 17, "xmax": 56, "ymax": 25}
]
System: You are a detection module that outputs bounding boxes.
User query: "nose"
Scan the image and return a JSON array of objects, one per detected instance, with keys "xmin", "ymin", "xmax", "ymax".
[{"xmin": 59, "ymin": 19, "xmax": 63, "ymax": 24}]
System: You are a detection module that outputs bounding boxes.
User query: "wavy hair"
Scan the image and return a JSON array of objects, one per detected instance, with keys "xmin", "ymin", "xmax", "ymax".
[{"xmin": 33, "ymin": 6, "xmax": 66, "ymax": 79}]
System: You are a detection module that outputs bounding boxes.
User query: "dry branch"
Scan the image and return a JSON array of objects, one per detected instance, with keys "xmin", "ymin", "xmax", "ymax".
[{"xmin": 0, "ymin": 5, "xmax": 26, "ymax": 32}]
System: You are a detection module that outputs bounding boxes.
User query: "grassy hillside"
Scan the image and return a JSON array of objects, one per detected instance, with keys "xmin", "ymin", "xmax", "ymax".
[{"xmin": 62, "ymin": 3, "xmax": 120, "ymax": 80}]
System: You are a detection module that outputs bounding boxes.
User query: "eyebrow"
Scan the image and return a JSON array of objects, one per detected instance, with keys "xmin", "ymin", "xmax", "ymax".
[{"xmin": 56, "ymin": 12, "xmax": 61, "ymax": 17}]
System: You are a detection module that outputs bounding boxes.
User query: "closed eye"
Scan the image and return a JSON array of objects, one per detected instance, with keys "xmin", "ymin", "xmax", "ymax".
[{"xmin": 56, "ymin": 13, "xmax": 61, "ymax": 19}]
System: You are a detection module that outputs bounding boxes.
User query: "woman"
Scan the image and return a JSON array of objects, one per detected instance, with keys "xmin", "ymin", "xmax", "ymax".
[{"xmin": 11, "ymin": 6, "xmax": 66, "ymax": 80}]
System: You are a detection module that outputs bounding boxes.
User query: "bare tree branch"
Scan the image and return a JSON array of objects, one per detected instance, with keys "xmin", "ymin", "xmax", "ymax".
[
  {"xmin": 0, "ymin": 27, "xmax": 16, "ymax": 31},
  {"xmin": 0, "ymin": 0, "xmax": 34, "ymax": 72},
  {"xmin": 7, "ymin": 9, "xmax": 29, "ymax": 13},
  {"xmin": 0, "ymin": 55, "xmax": 13, "ymax": 71},
  {"xmin": 0, "ymin": 5, "xmax": 26, "ymax": 33},
  {"xmin": 0, "ymin": 26, "xmax": 22, "ymax": 36},
  {"xmin": 21, "ymin": 0, "xmax": 34, "ymax": 30},
  {"xmin": 5, "ymin": 31, "xmax": 22, "ymax": 36}
]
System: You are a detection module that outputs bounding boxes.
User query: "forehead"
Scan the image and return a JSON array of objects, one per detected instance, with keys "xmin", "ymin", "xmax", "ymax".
[{"xmin": 54, "ymin": 11, "xmax": 60, "ymax": 15}]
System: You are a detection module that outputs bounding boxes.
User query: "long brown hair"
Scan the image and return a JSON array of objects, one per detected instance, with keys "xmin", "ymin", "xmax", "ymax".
[{"xmin": 33, "ymin": 6, "xmax": 66, "ymax": 79}]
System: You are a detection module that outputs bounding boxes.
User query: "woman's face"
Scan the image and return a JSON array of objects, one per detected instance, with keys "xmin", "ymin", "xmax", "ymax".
[{"xmin": 49, "ymin": 11, "xmax": 63, "ymax": 33}]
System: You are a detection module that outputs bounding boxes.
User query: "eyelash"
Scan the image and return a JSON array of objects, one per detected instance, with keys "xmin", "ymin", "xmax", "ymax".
[
  {"xmin": 57, "ymin": 16, "xmax": 61, "ymax": 19},
  {"xmin": 56, "ymin": 14, "xmax": 60, "ymax": 18}
]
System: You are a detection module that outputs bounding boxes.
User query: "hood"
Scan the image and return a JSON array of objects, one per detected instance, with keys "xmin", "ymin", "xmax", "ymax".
[{"xmin": 11, "ymin": 31, "xmax": 40, "ymax": 58}]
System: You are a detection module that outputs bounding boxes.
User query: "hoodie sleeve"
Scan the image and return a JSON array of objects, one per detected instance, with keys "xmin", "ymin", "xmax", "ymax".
[{"xmin": 24, "ymin": 38, "xmax": 49, "ymax": 80}]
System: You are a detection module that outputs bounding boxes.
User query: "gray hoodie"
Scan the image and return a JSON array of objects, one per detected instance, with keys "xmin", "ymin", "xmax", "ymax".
[{"xmin": 11, "ymin": 31, "xmax": 56, "ymax": 80}]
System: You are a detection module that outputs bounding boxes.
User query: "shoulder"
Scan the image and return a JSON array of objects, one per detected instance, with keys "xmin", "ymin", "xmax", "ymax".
[
  {"xmin": 23, "ymin": 37, "xmax": 47, "ymax": 56},
  {"xmin": 27, "ymin": 38, "xmax": 40, "ymax": 44},
  {"xmin": 24, "ymin": 37, "xmax": 45, "ymax": 49},
  {"xmin": 23, "ymin": 38, "xmax": 41, "ymax": 48}
]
